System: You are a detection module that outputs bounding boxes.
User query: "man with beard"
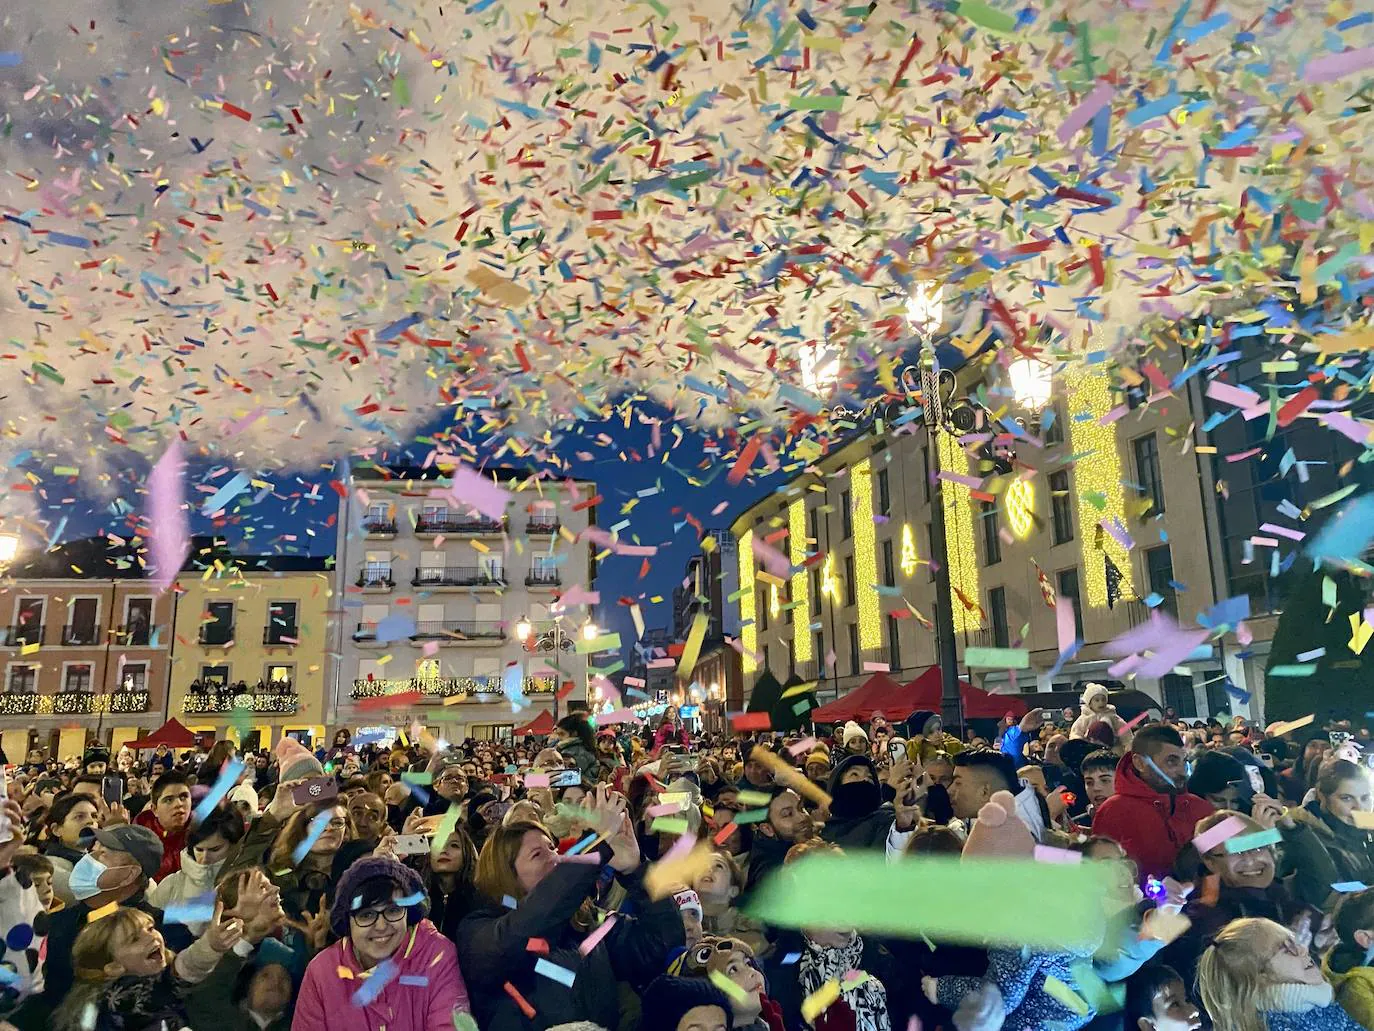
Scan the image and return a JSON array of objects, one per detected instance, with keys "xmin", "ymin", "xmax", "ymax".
[
  {"xmin": 746, "ymin": 787, "xmax": 816, "ymax": 894},
  {"xmin": 820, "ymin": 754, "xmax": 921, "ymax": 855}
]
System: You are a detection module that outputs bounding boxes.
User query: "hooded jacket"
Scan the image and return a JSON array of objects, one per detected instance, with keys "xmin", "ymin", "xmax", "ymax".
[
  {"xmin": 1326, "ymin": 943, "xmax": 1374, "ymax": 1030},
  {"xmin": 133, "ymin": 808, "xmax": 187, "ymax": 882},
  {"xmin": 1287, "ymin": 801, "xmax": 1374, "ymax": 908},
  {"xmin": 148, "ymin": 849, "xmax": 225, "ymax": 935},
  {"xmin": 821, "ymin": 755, "xmax": 901, "ymax": 852},
  {"xmin": 652, "ymin": 720, "xmax": 691, "ymax": 755},
  {"xmin": 293, "ymin": 920, "xmax": 467, "ymax": 1031},
  {"xmin": 1090, "ymin": 753, "xmax": 1213, "ymax": 881},
  {"xmin": 1068, "ymin": 685, "xmax": 1132, "ymax": 749}
]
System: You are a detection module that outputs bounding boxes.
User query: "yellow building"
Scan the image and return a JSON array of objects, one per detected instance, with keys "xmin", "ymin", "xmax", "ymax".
[{"xmin": 169, "ymin": 545, "xmax": 332, "ymax": 750}]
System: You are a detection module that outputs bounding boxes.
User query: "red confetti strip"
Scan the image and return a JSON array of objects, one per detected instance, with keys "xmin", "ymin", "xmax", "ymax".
[
  {"xmin": 221, "ymin": 101, "xmax": 253, "ymax": 121},
  {"xmin": 503, "ymin": 982, "xmax": 536, "ymax": 1019}
]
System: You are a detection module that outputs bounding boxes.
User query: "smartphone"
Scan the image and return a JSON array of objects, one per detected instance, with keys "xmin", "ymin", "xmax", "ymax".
[
  {"xmin": 888, "ymin": 741, "xmax": 905, "ymax": 761},
  {"xmin": 102, "ymin": 774, "xmax": 123, "ymax": 805},
  {"xmin": 392, "ymin": 834, "xmax": 432, "ymax": 856},
  {"xmin": 1257, "ymin": 752, "xmax": 1275, "ymax": 769},
  {"xmin": 551, "ymin": 770, "xmax": 582, "ymax": 788},
  {"xmin": 1245, "ymin": 767, "xmax": 1265, "ymax": 795},
  {"xmin": 291, "ymin": 776, "xmax": 339, "ymax": 806},
  {"xmin": 1042, "ymin": 709, "xmax": 1057, "ymax": 721}
]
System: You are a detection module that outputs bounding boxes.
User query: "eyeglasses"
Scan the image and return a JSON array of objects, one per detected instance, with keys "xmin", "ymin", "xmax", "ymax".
[
  {"xmin": 326, "ymin": 818, "xmax": 348, "ymax": 830},
  {"xmin": 352, "ymin": 905, "xmax": 406, "ymax": 927}
]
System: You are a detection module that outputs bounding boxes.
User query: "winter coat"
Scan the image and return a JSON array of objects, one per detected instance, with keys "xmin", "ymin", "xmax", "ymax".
[
  {"xmin": 42, "ymin": 842, "xmax": 85, "ymax": 908},
  {"xmin": 219, "ymin": 811, "xmax": 372, "ymax": 923},
  {"xmin": 0, "ymin": 864, "xmax": 46, "ymax": 1017},
  {"xmin": 821, "ymin": 755, "xmax": 900, "ymax": 852},
  {"xmin": 1326, "ymin": 945, "xmax": 1374, "ymax": 1030},
  {"xmin": 1069, "ymin": 685, "xmax": 1132, "ymax": 748},
  {"xmin": 935, "ymin": 942, "xmax": 1102, "ymax": 1031},
  {"xmin": 184, "ymin": 930, "xmax": 312, "ymax": 1031},
  {"xmin": 557, "ymin": 739, "xmax": 603, "ymax": 787},
  {"xmin": 652, "ymin": 721, "xmax": 691, "ymax": 755},
  {"xmin": 767, "ymin": 930, "xmax": 897, "ymax": 1031},
  {"xmin": 66, "ymin": 935, "xmax": 224, "ymax": 1031},
  {"xmin": 293, "ymin": 920, "xmax": 464, "ymax": 1031},
  {"xmin": 1256, "ymin": 983, "xmax": 1364, "ymax": 1031},
  {"xmin": 133, "ymin": 809, "xmax": 187, "ymax": 882},
  {"xmin": 148, "ymin": 850, "xmax": 224, "ymax": 935},
  {"xmin": 1090, "ymin": 753, "xmax": 1214, "ymax": 881},
  {"xmin": 456, "ymin": 843, "xmax": 684, "ymax": 1031},
  {"xmin": 1161, "ymin": 882, "xmax": 1295, "ymax": 987},
  {"xmin": 1287, "ymin": 802, "xmax": 1374, "ymax": 908}
]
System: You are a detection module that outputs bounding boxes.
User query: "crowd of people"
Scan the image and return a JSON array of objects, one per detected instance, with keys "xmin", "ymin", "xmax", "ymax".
[{"xmin": 0, "ymin": 690, "xmax": 1372, "ymax": 1031}]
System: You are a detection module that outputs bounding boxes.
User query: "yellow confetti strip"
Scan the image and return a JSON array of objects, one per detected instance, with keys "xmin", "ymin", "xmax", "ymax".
[{"xmin": 801, "ymin": 979, "xmax": 841, "ymax": 1022}]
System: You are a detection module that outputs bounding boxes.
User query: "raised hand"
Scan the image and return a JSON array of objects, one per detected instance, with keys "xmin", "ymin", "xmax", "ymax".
[{"xmin": 203, "ymin": 900, "xmax": 246, "ymax": 954}]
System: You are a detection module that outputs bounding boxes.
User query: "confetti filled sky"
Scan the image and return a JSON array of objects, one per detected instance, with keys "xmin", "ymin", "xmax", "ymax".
[{"xmin": 1, "ymin": 0, "xmax": 1372, "ymax": 647}]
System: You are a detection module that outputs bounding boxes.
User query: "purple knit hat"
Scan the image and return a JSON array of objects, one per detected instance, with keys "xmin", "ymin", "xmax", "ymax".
[{"xmin": 329, "ymin": 855, "xmax": 428, "ymax": 937}]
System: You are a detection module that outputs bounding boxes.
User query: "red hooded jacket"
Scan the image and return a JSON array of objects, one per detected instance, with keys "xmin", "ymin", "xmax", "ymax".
[
  {"xmin": 134, "ymin": 807, "xmax": 186, "ymax": 881},
  {"xmin": 1091, "ymin": 752, "xmax": 1214, "ymax": 881}
]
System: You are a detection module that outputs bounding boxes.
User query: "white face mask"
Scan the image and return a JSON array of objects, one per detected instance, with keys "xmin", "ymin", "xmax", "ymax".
[{"xmin": 69, "ymin": 854, "xmax": 120, "ymax": 900}]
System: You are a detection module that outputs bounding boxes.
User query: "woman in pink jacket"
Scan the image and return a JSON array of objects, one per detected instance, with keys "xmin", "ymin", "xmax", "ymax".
[
  {"xmin": 292, "ymin": 856, "xmax": 470, "ymax": 1031},
  {"xmin": 652, "ymin": 704, "xmax": 692, "ymax": 755}
]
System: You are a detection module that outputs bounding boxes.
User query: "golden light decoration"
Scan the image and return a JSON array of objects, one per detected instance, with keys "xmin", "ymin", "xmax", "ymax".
[
  {"xmin": 770, "ymin": 584, "xmax": 781, "ymax": 620},
  {"xmin": 738, "ymin": 528, "xmax": 758, "ymax": 674},
  {"xmin": 900, "ymin": 524, "xmax": 919, "ymax": 577},
  {"xmin": 938, "ymin": 432, "xmax": 983, "ymax": 634},
  {"xmin": 789, "ymin": 499, "xmax": 813, "ymax": 662},
  {"xmin": 1005, "ymin": 478, "xmax": 1036, "ymax": 539},
  {"xmin": 821, "ymin": 553, "xmax": 838, "ymax": 600},
  {"xmin": 1065, "ymin": 365, "xmax": 1136, "ymax": 607},
  {"xmin": 851, "ymin": 458, "xmax": 882, "ymax": 650}
]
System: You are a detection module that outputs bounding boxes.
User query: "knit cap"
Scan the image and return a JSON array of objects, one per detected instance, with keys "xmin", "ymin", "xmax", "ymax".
[
  {"xmin": 842, "ymin": 721, "xmax": 868, "ymax": 747},
  {"xmin": 962, "ymin": 790, "xmax": 1034, "ymax": 859},
  {"xmin": 804, "ymin": 751, "xmax": 830, "ymax": 772},
  {"xmin": 329, "ymin": 855, "xmax": 428, "ymax": 936},
  {"xmin": 274, "ymin": 735, "xmax": 323, "ymax": 784},
  {"xmin": 638, "ymin": 975, "xmax": 734, "ymax": 1031}
]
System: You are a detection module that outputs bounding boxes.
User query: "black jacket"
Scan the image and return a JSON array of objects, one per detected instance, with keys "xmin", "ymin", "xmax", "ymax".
[
  {"xmin": 456, "ymin": 843, "xmax": 683, "ymax": 1031},
  {"xmin": 821, "ymin": 754, "xmax": 898, "ymax": 851}
]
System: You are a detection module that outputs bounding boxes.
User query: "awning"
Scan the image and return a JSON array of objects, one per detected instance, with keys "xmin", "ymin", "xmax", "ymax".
[
  {"xmin": 812, "ymin": 667, "xmax": 1029, "ymax": 724},
  {"xmin": 127, "ymin": 718, "xmax": 199, "ymax": 750},
  {"xmin": 514, "ymin": 709, "xmax": 556, "ymax": 736},
  {"xmin": 811, "ymin": 672, "xmax": 906, "ymax": 723}
]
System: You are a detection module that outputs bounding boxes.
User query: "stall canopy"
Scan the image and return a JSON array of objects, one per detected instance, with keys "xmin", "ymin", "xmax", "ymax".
[
  {"xmin": 811, "ymin": 673, "xmax": 906, "ymax": 724},
  {"xmin": 127, "ymin": 718, "xmax": 198, "ymax": 750},
  {"xmin": 514, "ymin": 710, "xmax": 556, "ymax": 737},
  {"xmin": 812, "ymin": 668, "xmax": 1029, "ymax": 724}
]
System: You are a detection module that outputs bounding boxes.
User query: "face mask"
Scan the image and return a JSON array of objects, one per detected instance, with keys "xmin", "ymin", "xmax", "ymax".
[
  {"xmin": 829, "ymin": 780, "xmax": 882, "ymax": 820},
  {"xmin": 69, "ymin": 854, "xmax": 133, "ymax": 901}
]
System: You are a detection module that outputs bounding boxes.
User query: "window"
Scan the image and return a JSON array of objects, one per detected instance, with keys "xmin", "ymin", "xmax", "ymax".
[
  {"xmin": 759, "ymin": 592, "xmax": 769, "ymax": 632},
  {"xmin": 886, "ymin": 614, "xmax": 902, "ymax": 672},
  {"xmin": 988, "ymin": 587, "xmax": 1009, "ymax": 648},
  {"xmin": 364, "ymin": 551, "xmax": 392, "ymax": 584},
  {"xmin": 1043, "ymin": 403, "xmax": 1064, "ymax": 445},
  {"xmin": 1146, "ymin": 545, "xmax": 1177, "ymax": 617},
  {"xmin": 882, "ymin": 539, "xmax": 896, "ymax": 587},
  {"xmin": 1126, "ymin": 384, "xmax": 1147, "ymax": 410},
  {"xmin": 62, "ymin": 664, "xmax": 92, "ymax": 693},
  {"xmin": 811, "ymin": 568, "xmax": 822, "ymax": 613},
  {"xmin": 808, "ymin": 506, "xmax": 820, "ymax": 543},
  {"xmin": 124, "ymin": 597, "xmax": 153, "ymax": 645},
  {"xmin": 814, "ymin": 633, "xmax": 824, "ymax": 670},
  {"xmin": 266, "ymin": 601, "xmax": 298, "ymax": 644},
  {"xmin": 67, "ymin": 598, "xmax": 99, "ymax": 645},
  {"xmin": 265, "ymin": 664, "xmax": 294, "ymax": 688},
  {"xmin": 762, "ymin": 645, "xmax": 770, "ymax": 673},
  {"xmin": 366, "ymin": 502, "xmax": 390, "ymax": 523},
  {"xmin": 13, "ymin": 598, "xmax": 44, "ymax": 646},
  {"xmin": 1050, "ymin": 471, "xmax": 1074, "ymax": 544},
  {"xmin": 417, "ymin": 658, "xmax": 441, "ymax": 681},
  {"xmin": 1161, "ymin": 673, "xmax": 1197, "ymax": 718},
  {"xmin": 921, "ymin": 446, "xmax": 931, "ymax": 503},
  {"xmin": 784, "ymin": 584, "xmax": 794, "ymax": 625},
  {"xmin": 844, "ymin": 555, "xmax": 856, "ymax": 606},
  {"xmin": 847, "ymin": 624, "xmax": 860, "ymax": 675},
  {"xmin": 1201, "ymin": 670, "xmax": 1229, "ymax": 717},
  {"xmin": 1057, "ymin": 568, "xmax": 1085, "ymax": 642},
  {"xmin": 202, "ymin": 601, "xmax": 235, "ymax": 645},
  {"xmin": 877, "ymin": 469, "xmax": 891, "ymax": 517},
  {"xmin": 840, "ymin": 491, "xmax": 853, "ymax": 539},
  {"xmin": 787, "ymin": 643, "xmax": 796, "ymax": 679},
  {"xmin": 981, "ymin": 501, "xmax": 1002, "ymax": 565},
  {"xmin": 200, "ymin": 664, "xmax": 230, "ymax": 686},
  {"xmin": 1133, "ymin": 433, "xmax": 1165, "ymax": 515},
  {"xmin": 8, "ymin": 665, "xmax": 37, "ymax": 693},
  {"xmin": 119, "ymin": 662, "xmax": 148, "ymax": 692}
]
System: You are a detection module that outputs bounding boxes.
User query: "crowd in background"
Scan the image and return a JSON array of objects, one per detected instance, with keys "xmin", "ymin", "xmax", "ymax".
[{"xmin": 0, "ymin": 687, "xmax": 1371, "ymax": 1031}]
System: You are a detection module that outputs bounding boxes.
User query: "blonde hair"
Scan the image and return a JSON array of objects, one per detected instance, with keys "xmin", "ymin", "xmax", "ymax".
[
  {"xmin": 54, "ymin": 908, "xmax": 161, "ymax": 1031},
  {"xmin": 1197, "ymin": 917, "xmax": 1291, "ymax": 1031}
]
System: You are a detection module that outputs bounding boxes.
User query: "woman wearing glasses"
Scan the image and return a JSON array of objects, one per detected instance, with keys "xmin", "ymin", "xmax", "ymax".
[{"xmin": 293, "ymin": 856, "xmax": 470, "ymax": 1031}]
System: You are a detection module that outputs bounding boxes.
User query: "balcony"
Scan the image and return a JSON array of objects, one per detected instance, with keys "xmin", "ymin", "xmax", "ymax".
[
  {"xmin": 356, "ymin": 567, "xmax": 395, "ymax": 593},
  {"xmin": 2, "ymin": 625, "xmax": 45, "ymax": 647},
  {"xmin": 0, "ymin": 690, "xmax": 152, "ymax": 716},
  {"xmin": 410, "ymin": 620, "xmax": 506, "ymax": 646},
  {"xmin": 262, "ymin": 625, "xmax": 299, "ymax": 646},
  {"xmin": 351, "ymin": 673, "xmax": 551, "ymax": 702},
  {"xmin": 61, "ymin": 624, "xmax": 101, "ymax": 646},
  {"xmin": 414, "ymin": 516, "xmax": 506, "ymax": 537},
  {"xmin": 970, "ymin": 627, "xmax": 1011, "ymax": 650},
  {"xmin": 362, "ymin": 518, "xmax": 397, "ymax": 540},
  {"xmin": 525, "ymin": 570, "xmax": 562, "ymax": 589},
  {"xmin": 526, "ymin": 520, "xmax": 561, "ymax": 536},
  {"xmin": 410, "ymin": 565, "xmax": 506, "ymax": 591},
  {"xmin": 183, "ymin": 682, "xmax": 299, "ymax": 715},
  {"xmin": 198, "ymin": 625, "xmax": 235, "ymax": 647},
  {"xmin": 353, "ymin": 622, "xmax": 381, "ymax": 646},
  {"xmin": 115, "ymin": 624, "xmax": 156, "ymax": 647}
]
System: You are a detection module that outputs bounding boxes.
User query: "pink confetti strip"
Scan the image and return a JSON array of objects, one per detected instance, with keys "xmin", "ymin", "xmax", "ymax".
[
  {"xmin": 1057, "ymin": 81, "xmax": 1115, "ymax": 143},
  {"xmin": 578, "ymin": 914, "xmax": 618, "ymax": 956},
  {"xmin": 1303, "ymin": 46, "xmax": 1374, "ymax": 83},
  {"xmin": 1192, "ymin": 815, "xmax": 1248, "ymax": 854},
  {"xmin": 1033, "ymin": 845, "xmax": 1082, "ymax": 864},
  {"xmin": 147, "ymin": 442, "xmax": 190, "ymax": 593}
]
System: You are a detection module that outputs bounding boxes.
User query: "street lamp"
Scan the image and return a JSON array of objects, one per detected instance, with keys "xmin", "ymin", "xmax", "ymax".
[
  {"xmin": 0, "ymin": 532, "xmax": 20, "ymax": 565},
  {"xmin": 1008, "ymin": 357, "xmax": 1053, "ymax": 413},
  {"xmin": 514, "ymin": 614, "xmax": 599, "ymax": 720}
]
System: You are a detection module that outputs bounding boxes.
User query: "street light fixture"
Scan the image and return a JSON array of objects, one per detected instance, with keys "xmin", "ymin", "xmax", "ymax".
[
  {"xmin": 514, "ymin": 614, "xmax": 599, "ymax": 721},
  {"xmin": 1008, "ymin": 357, "xmax": 1053, "ymax": 413},
  {"xmin": 0, "ymin": 532, "xmax": 20, "ymax": 565}
]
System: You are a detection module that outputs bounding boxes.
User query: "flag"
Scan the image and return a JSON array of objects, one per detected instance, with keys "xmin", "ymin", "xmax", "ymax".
[
  {"xmin": 1032, "ymin": 559, "xmax": 1057, "ymax": 608},
  {"xmin": 1105, "ymin": 554, "xmax": 1124, "ymax": 610}
]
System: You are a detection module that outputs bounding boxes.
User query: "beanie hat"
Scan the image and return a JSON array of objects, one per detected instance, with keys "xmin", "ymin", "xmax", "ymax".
[
  {"xmin": 672, "ymin": 888, "xmax": 703, "ymax": 920},
  {"xmin": 804, "ymin": 751, "xmax": 830, "ymax": 771},
  {"xmin": 1080, "ymin": 682, "xmax": 1109, "ymax": 707},
  {"xmin": 1085, "ymin": 720, "xmax": 1117, "ymax": 748},
  {"xmin": 962, "ymin": 790, "xmax": 1035, "ymax": 859},
  {"xmin": 329, "ymin": 855, "xmax": 427, "ymax": 937},
  {"xmin": 275, "ymin": 736, "xmax": 323, "ymax": 784},
  {"xmin": 639, "ymin": 976, "xmax": 734, "ymax": 1031},
  {"xmin": 842, "ymin": 721, "xmax": 868, "ymax": 747},
  {"xmin": 1186, "ymin": 750, "xmax": 1248, "ymax": 799}
]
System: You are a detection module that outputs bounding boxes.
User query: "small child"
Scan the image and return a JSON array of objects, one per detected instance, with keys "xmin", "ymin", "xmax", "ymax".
[
  {"xmin": 1198, "ymin": 917, "xmax": 1361, "ymax": 1030},
  {"xmin": 12, "ymin": 851, "xmax": 63, "ymax": 913},
  {"xmin": 1124, "ymin": 964, "xmax": 1201, "ymax": 1031},
  {"xmin": 1326, "ymin": 888, "xmax": 1374, "ymax": 1028}
]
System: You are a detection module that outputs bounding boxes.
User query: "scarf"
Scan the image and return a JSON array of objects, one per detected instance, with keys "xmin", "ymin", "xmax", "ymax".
[
  {"xmin": 798, "ymin": 932, "xmax": 891, "ymax": 1031},
  {"xmin": 1258, "ymin": 981, "xmax": 1335, "ymax": 1013}
]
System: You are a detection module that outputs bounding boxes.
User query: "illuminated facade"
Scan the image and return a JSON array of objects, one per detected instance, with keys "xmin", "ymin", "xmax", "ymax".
[
  {"xmin": 788, "ymin": 500, "xmax": 813, "ymax": 663},
  {"xmin": 738, "ymin": 529, "xmax": 758, "ymax": 675},
  {"xmin": 850, "ymin": 458, "xmax": 883, "ymax": 649},
  {"xmin": 1065, "ymin": 366, "xmax": 1136, "ymax": 608}
]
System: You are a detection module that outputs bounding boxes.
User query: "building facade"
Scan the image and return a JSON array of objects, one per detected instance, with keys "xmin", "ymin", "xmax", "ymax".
[
  {"xmin": 329, "ymin": 465, "xmax": 597, "ymax": 741},
  {"xmin": 168, "ymin": 541, "xmax": 332, "ymax": 749},
  {"xmin": 0, "ymin": 538, "xmax": 174, "ymax": 762},
  {"xmin": 730, "ymin": 351, "xmax": 1273, "ymax": 723}
]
